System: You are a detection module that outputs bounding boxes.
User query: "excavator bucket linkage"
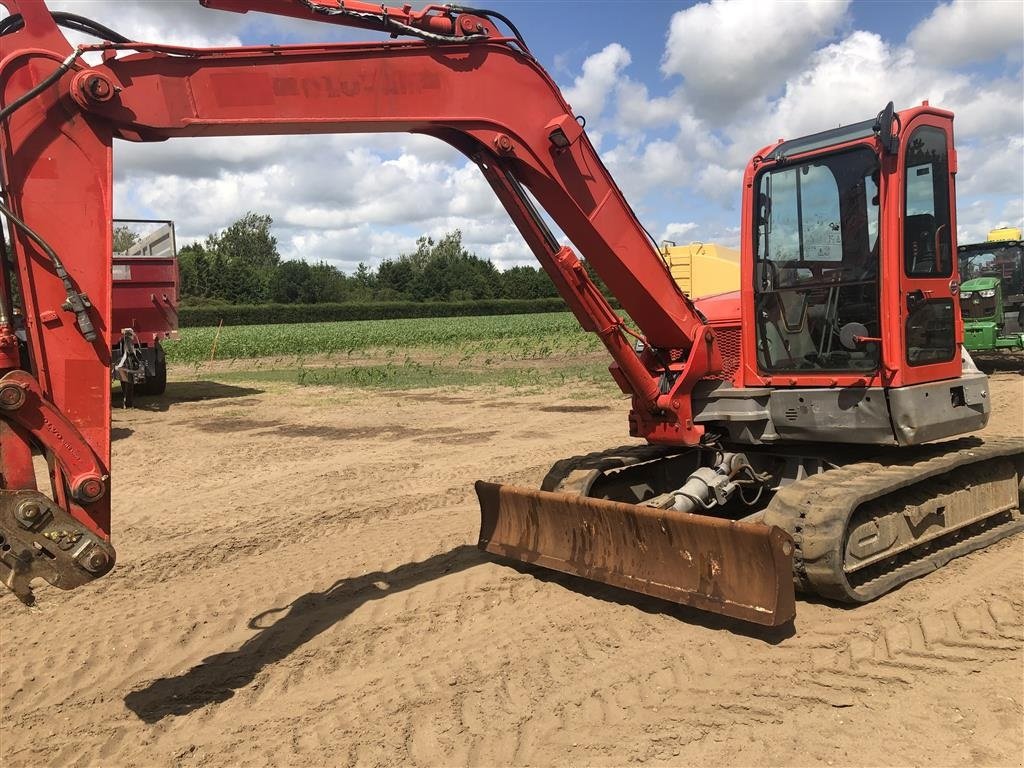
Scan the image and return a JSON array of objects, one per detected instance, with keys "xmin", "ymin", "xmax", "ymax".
[{"xmin": 475, "ymin": 482, "xmax": 796, "ymax": 627}]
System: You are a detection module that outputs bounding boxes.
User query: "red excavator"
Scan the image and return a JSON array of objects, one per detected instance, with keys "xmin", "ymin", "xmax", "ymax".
[{"xmin": 0, "ymin": 0, "xmax": 1020, "ymax": 626}]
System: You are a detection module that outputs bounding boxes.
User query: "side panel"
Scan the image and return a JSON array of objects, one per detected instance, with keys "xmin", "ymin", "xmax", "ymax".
[{"xmin": 111, "ymin": 257, "xmax": 179, "ymax": 346}]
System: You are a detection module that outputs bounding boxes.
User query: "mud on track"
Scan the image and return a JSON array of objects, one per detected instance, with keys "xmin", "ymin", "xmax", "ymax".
[{"xmin": 2, "ymin": 373, "xmax": 1022, "ymax": 767}]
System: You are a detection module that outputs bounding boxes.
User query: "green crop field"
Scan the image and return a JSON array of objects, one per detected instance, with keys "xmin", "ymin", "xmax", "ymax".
[
  {"xmin": 160, "ymin": 312, "xmax": 620, "ymax": 393},
  {"xmin": 162, "ymin": 311, "xmax": 603, "ymax": 364}
]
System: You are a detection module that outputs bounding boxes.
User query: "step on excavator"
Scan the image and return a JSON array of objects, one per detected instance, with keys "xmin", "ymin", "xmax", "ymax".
[{"xmin": 0, "ymin": 0, "xmax": 1020, "ymax": 626}]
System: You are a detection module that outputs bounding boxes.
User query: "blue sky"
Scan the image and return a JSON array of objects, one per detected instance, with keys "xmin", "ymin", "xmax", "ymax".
[{"xmin": 47, "ymin": 0, "xmax": 1024, "ymax": 271}]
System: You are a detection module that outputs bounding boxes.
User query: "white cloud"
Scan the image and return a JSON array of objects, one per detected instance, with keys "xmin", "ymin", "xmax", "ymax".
[
  {"xmin": 660, "ymin": 222, "xmax": 698, "ymax": 242},
  {"xmin": 908, "ymin": 0, "xmax": 1024, "ymax": 67},
  {"xmin": 594, "ymin": 24, "xmax": 1023, "ymax": 233},
  {"xmin": 955, "ymin": 195, "xmax": 1024, "ymax": 245},
  {"xmin": 113, "ymin": 136, "xmax": 527, "ymax": 269},
  {"xmin": 611, "ymin": 81, "xmax": 681, "ymax": 133},
  {"xmin": 52, "ymin": 0, "xmax": 1020, "ymax": 279},
  {"xmin": 49, "ymin": 0, "xmax": 244, "ymax": 48},
  {"xmin": 562, "ymin": 43, "xmax": 631, "ymax": 120},
  {"xmin": 602, "ymin": 138, "xmax": 691, "ymax": 203},
  {"xmin": 957, "ymin": 136, "xmax": 1024, "ymax": 198},
  {"xmin": 662, "ymin": 0, "xmax": 850, "ymax": 120},
  {"xmin": 944, "ymin": 77, "xmax": 1024, "ymax": 140}
]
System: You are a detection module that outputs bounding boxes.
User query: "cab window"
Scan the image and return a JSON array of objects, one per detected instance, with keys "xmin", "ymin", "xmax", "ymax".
[
  {"xmin": 753, "ymin": 147, "xmax": 880, "ymax": 373},
  {"xmin": 904, "ymin": 126, "xmax": 952, "ymax": 277}
]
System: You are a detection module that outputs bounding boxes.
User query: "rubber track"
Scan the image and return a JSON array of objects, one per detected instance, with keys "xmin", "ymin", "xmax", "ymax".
[
  {"xmin": 762, "ymin": 437, "xmax": 1024, "ymax": 602},
  {"xmin": 540, "ymin": 444, "xmax": 679, "ymax": 495},
  {"xmin": 540, "ymin": 438, "xmax": 1024, "ymax": 605}
]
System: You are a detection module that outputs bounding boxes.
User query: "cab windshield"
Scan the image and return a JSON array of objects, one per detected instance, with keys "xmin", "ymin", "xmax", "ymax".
[
  {"xmin": 753, "ymin": 146, "xmax": 881, "ymax": 372},
  {"xmin": 958, "ymin": 243, "xmax": 1023, "ymax": 294}
]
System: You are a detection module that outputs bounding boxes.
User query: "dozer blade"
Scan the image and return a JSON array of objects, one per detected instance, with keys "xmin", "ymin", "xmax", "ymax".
[{"xmin": 475, "ymin": 481, "xmax": 796, "ymax": 627}]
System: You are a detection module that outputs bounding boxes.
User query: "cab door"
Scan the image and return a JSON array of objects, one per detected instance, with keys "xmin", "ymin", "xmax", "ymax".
[{"xmin": 895, "ymin": 117, "xmax": 961, "ymax": 385}]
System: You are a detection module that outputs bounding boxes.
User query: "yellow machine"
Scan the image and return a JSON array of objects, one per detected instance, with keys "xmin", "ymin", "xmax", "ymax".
[
  {"xmin": 659, "ymin": 241, "xmax": 740, "ymax": 298},
  {"xmin": 987, "ymin": 227, "xmax": 1022, "ymax": 242}
]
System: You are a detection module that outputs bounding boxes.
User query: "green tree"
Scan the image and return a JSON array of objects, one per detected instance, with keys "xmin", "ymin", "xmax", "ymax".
[
  {"xmin": 377, "ymin": 258, "xmax": 415, "ymax": 297},
  {"xmin": 500, "ymin": 265, "xmax": 556, "ymax": 300},
  {"xmin": 207, "ymin": 212, "xmax": 280, "ymax": 271},
  {"xmin": 200, "ymin": 212, "xmax": 280, "ymax": 303},
  {"xmin": 113, "ymin": 225, "xmax": 140, "ymax": 253},
  {"xmin": 398, "ymin": 230, "xmax": 501, "ymax": 301},
  {"xmin": 271, "ymin": 260, "xmax": 316, "ymax": 303},
  {"xmin": 176, "ymin": 242, "xmax": 203, "ymax": 297},
  {"xmin": 309, "ymin": 261, "xmax": 349, "ymax": 303}
]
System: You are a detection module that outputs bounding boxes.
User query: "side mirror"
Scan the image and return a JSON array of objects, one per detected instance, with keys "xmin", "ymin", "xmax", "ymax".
[{"xmin": 873, "ymin": 101, "xmax": 898, "ymax": 155}]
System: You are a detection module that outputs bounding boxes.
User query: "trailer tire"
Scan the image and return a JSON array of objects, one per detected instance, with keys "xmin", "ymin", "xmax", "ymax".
[{"xmin": 136, "ymin": 343, "xmax": 167, "ymax": 396}]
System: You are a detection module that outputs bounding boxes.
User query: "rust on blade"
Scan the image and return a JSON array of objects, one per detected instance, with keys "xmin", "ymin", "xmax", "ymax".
[{"xmin": 475, "ymin": 481, "xmax": 795, "ymax": 627}]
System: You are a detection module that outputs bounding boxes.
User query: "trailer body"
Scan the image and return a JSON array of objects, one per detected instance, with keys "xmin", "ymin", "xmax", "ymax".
[{"xmin": 111, "ymin": 221, "xmax": 179, "ymax": 401}]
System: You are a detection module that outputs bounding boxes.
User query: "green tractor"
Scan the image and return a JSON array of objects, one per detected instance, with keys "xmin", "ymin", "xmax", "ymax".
[
  {"xmin": 960, "ymin": 274, "xmax": 1024, "ymax": 352},
  {"xmin": 958, "ymin": 228, "xmax": 1024, "ymax": 353}
]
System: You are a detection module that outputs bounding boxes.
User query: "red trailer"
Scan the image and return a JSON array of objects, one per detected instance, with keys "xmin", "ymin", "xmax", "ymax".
[{"xmin": 111, "ymin": 220, "xmax": 178, "ymax": 406}]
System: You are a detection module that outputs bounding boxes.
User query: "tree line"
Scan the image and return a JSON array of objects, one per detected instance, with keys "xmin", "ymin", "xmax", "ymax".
[{"xmin": 120, "ymin": 213, "xmax": 561, "ymax": 305}]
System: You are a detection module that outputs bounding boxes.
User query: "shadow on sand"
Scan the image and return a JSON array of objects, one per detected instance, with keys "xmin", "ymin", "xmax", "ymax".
[
  {"xmin": 125, "ymin": 544, "xmax": 794, "ymax": 722},
  {"xmin": 124, "ymin": 380, "xmax": 265, "ymax": 412}
]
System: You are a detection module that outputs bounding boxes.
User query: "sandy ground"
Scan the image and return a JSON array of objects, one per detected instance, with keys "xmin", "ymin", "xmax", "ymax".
[{"xmin": 2, "ymin": 371, "xmax": 1022, "ymax": 767}]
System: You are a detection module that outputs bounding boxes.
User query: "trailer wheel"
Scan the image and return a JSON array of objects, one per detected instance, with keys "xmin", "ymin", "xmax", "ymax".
[{"xmin": 136, "ymin": 343, "xmax": 167, "ymax": 396}]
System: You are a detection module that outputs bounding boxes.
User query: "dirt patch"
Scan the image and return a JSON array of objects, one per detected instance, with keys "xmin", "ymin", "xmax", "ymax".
[
  {"xmin": 538, "ymin": 404, "xmax": 612, "ymax": 413},
  {"xmin": 2, "ymin": 377, "xmax": 1021, "ymax": 767},
  {"xmin": 277, "ymin": 424, "xmax": 384, "ymax": 440},
  {"xmin": 196, "ymin": 417, "xmax": 282, "ymax": 433},
  {"xmin": 400, "ymin": 392, "xmax": 477, "ymax": 405},
  {"xmin": 413, "ymin": 430, "xmax": 499, "ymax": 445}
]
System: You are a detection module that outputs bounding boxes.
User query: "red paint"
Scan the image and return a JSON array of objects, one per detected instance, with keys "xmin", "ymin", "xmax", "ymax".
[{"xmin": 111, "ymin": 256, "xmax": 179, "ymax": 347}]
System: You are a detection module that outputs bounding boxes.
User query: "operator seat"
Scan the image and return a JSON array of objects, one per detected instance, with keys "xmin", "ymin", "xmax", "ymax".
[
  {"xmin": 905, "ymin": 213, "xmax": 936, "ymax": 274},
  {"xmin": 763, "ymin": 262, "xmax": 817, "ymax": 367}
]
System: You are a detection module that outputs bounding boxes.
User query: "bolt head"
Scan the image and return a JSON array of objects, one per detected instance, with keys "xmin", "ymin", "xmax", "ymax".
[
  {"xmin": 75, "ymin": 477, "xmax": 106, "ymax": 503},
  {"xmin": 88, "ymin": 551, "xmax": 108, "ymax": 570},
  {"xmin": 79, "ymin": 74, "xmax": 115, "ymax": 103},
  {"xmin": 0, "ymin": 383, "xmax": 25, "ymax": 409}
]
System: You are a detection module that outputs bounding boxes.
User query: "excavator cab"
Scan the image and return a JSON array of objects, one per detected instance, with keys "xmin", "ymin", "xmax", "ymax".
[{"xmin": 745, "ymin": 103, "xmax": 962, "ymax": 387}]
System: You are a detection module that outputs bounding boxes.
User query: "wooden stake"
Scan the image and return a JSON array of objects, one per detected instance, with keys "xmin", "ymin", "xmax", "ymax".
[{"xmin": 209, "ymin": 319, "xmax": 224, "ymax": 362}]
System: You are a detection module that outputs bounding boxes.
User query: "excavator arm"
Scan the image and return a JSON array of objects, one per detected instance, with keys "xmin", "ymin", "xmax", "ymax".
[{"xmin": 0, "ymin": 0, "xmax": 790, "ymax": 623}]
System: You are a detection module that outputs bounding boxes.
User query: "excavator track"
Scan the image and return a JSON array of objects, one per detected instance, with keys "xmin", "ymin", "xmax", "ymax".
[
  {"xmin": 762, "ymin": 437, "xmax": 1024, "ymax": 603},
  {"xmin": 532, "ymin": 437, "xmax": 1024, "ymax": 605},
  {"xmin": 540, "ymin": 444, "xmax": 685, "ymax": 497}
]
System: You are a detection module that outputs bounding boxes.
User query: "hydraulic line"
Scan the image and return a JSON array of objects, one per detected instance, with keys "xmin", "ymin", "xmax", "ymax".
[
  {"xmin": 0, "ymin": 48, "xmax": 95, "ymax": 340},
  {"xmin": 445, "ymin": 4, "xmax": 532, "ymax": 54},
  {"xmin": 0, "ymin": 12, "xmax": 131, "ymax": 43},
  {"xmin": 0, "ymin": 48, "xmax": 82, "ymax": 122},
  {"xmin": 299, "ymin": 0, "xmax": 490, "ymax": 44},
  {"xmin": 0, "ymin": 198, "xmax": 96, "ymax": 341}
]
